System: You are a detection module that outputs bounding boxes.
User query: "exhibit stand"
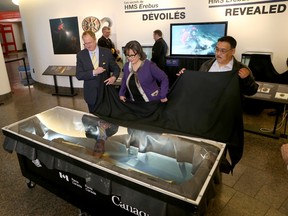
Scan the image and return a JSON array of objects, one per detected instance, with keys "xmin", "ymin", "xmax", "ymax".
[
  {"xmin": 241, "ymin": 51, "xmax": 278, "ymax": 83},
  {"xmin": 42, "ymin": 66, "xmax": 77, "ymax": 97},
  {"xmin": 2, "ymin": 106, "xmax": 226, "ymax": 216},
  {"xmin": 244, "ymin": 81, "xmax": 288, "ymax": 139}
]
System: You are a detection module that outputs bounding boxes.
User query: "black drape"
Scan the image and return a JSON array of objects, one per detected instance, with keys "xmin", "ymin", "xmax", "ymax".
[{"xmin": 93, "ymin": 70, "xmax": 243, "ymax": 171}]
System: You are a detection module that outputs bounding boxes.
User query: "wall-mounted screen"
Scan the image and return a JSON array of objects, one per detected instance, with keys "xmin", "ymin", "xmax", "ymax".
[{"xmin": 170, "ymin": 21, "xmax": 228, "ymax": 57}]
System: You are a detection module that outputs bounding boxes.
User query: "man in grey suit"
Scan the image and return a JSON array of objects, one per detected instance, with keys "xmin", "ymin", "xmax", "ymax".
[{"xmin": 76, "ymin": 30, "xmax": 120, "ymax": 113}]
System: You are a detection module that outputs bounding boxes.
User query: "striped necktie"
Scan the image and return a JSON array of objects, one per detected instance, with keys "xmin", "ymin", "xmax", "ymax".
[{"xmin": 91, "ymin": 51, "xmax": 98, "ymax": 69}]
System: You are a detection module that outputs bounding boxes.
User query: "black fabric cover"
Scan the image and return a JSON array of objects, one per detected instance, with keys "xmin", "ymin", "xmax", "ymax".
[
  {"xmin": 93, "ymin": 70, "xmax": 243, "ymax": 171},
  {"xmin": 248, "ymin": 54, "xmax": 279, "ymax": 83}
]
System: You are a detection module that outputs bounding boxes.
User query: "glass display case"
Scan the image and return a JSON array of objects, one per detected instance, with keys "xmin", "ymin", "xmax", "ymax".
[
  {"xmin": 241, "ymin": 51, "xmax": 278, "ymax": 83},
  {"xmin": 2, "ymin": 106, "xmax": 226, "ymax": 216}
]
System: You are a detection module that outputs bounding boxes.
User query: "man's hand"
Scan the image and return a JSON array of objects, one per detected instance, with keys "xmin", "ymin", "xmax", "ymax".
[
  {"xmin": 93, "ymin": 67, "xmax": 106, "ymax": 76},
  {"xmin": 238, "ymin": 68, "xmax": 250, "ymax": 79},
  {"xmin": 104, "ymin": 76, "xmax": 117, "ymax": 85}
]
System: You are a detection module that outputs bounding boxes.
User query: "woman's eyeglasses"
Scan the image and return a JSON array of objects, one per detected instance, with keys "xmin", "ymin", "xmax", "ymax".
[{"xmin": 126, "ymin": 53, "xmax": 137, "ymax": 58}]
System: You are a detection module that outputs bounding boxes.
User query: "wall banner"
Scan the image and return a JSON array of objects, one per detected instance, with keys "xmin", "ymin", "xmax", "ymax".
[
  {"xmin": 123, "ymin": 0, "xmax": 186, "ymax": 21},
  {"xmin": 208, "ymin": 0, "xmax": 288, "ymax": 16}
]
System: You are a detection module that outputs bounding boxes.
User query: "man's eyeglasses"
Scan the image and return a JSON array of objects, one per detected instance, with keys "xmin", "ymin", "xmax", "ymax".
[
  {"xmin": 215, "ymin": 47, "xmax": 233, "ymax": 54},
  {"xmin": 83, "ymin": 42, "xmax": 93, "ymax": 46},
  {"xmin": 126, "ymin": 53, "xmax": 137, "ymax": 58}
]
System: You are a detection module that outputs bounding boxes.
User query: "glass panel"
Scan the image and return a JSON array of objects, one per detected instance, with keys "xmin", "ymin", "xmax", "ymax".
[{"xmin": 4, "ymin": 106, "xmax": 225, "ymax": 202}]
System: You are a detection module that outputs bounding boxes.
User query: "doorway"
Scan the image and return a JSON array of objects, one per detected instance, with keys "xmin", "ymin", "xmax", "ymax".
[{"xmin": 0, "ymin": 24, "xmax": 17, "ymax": 55}]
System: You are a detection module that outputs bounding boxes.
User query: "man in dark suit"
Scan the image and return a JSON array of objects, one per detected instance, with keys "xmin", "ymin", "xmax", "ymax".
[
  {"xmin": 76, "ymin": 30, "xmax": 120, "ymax": 114},
  {"xmin": 151, "ymin": 29, "xmax": 168, "ymax": 71},
  {"xmin": 98, "ymin": 26, "xmax": 122, "ymax": 62}
]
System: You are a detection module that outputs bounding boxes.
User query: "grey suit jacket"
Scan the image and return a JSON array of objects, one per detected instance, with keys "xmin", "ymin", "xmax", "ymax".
[{"xmin": 76, "ymin": 47, "xmax": 120, "ymax": 107}]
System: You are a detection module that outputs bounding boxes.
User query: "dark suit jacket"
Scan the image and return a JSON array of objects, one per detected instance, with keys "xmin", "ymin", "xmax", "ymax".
[
  {"xmin": 76, "ymin": 47, "xmax": 120, "ymax": 110},
  {"xmin": 151, "ymin": 38, "xmax": 168, "ymax": 71},
  {"xmin": 98, "ymin": 36, "xmax": 118, "ymax": 60}
]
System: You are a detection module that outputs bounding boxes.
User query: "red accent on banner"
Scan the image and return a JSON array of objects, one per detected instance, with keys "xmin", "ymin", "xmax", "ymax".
[{"xmin": 0, "ymin": 11, "xmax": 21, "ymax": 20}]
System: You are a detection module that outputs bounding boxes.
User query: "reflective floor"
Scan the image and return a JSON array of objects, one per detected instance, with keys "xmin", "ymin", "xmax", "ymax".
[{"xmin": 1, "ymin": 53, "xmax": 288, "ymax": 216}]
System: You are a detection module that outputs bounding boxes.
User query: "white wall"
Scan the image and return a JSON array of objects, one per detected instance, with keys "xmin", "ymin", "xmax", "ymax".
[
  {"xmin": 11, "ymin": 22, "xmax": 23, "ymax": 51},
  {"xmin": 19, "ymin": 0, "xmax": 288, "ymax": 88},
  {"xmin": 0, "ymin": 44, "xmax": 11, "ymax": 95}
]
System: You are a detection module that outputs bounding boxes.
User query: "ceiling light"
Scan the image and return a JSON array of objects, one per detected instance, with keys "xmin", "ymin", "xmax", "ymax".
[{"xmin": 12, "ymin": 0, "xmax": 19, "ymax": 6}]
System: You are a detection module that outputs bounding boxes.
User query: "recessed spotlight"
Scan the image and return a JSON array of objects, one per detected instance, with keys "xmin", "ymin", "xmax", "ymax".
[{"xmin": 12, "ymin": 0, "xmax": 19, "ymax": 6}]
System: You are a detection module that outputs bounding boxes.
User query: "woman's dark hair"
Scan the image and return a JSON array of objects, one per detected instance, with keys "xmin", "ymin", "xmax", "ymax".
[{"xmin": 124, "ymin": 40, "xmax": 147, "ymax": 60}]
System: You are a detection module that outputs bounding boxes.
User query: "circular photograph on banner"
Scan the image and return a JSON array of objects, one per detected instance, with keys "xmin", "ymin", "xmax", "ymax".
[{"xmin": 82, "ymin": 16, "xmax": 101, "ymax": 32}]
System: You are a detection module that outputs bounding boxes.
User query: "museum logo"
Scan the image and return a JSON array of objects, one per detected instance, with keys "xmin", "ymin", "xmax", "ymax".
[{"xmin": 59, "ymin": 171, "xmax": 69, "ymax": 181}]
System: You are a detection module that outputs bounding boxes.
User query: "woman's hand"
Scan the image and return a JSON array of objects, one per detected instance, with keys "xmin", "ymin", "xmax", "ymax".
[
  {"xmin": 176, "ymin": 68, "xmax": 186, "ymax": 76},
  {"xmin": 120, "ymin": 96, "xmax": 126, "ymax": 102},
  {"xmin": 160, "ymin": 98, "xmax": 168, "ymax": 103}
]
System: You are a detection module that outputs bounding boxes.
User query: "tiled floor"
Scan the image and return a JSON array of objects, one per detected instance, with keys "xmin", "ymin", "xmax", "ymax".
[{"xmin": 1, "ymin": 53, "xmax": 288, "ymax": 216}]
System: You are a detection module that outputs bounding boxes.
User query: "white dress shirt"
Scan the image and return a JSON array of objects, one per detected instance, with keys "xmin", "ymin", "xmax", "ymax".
[{"xmin": 209, "ymin": 59, "xmax": 233, "ymax": 72}]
